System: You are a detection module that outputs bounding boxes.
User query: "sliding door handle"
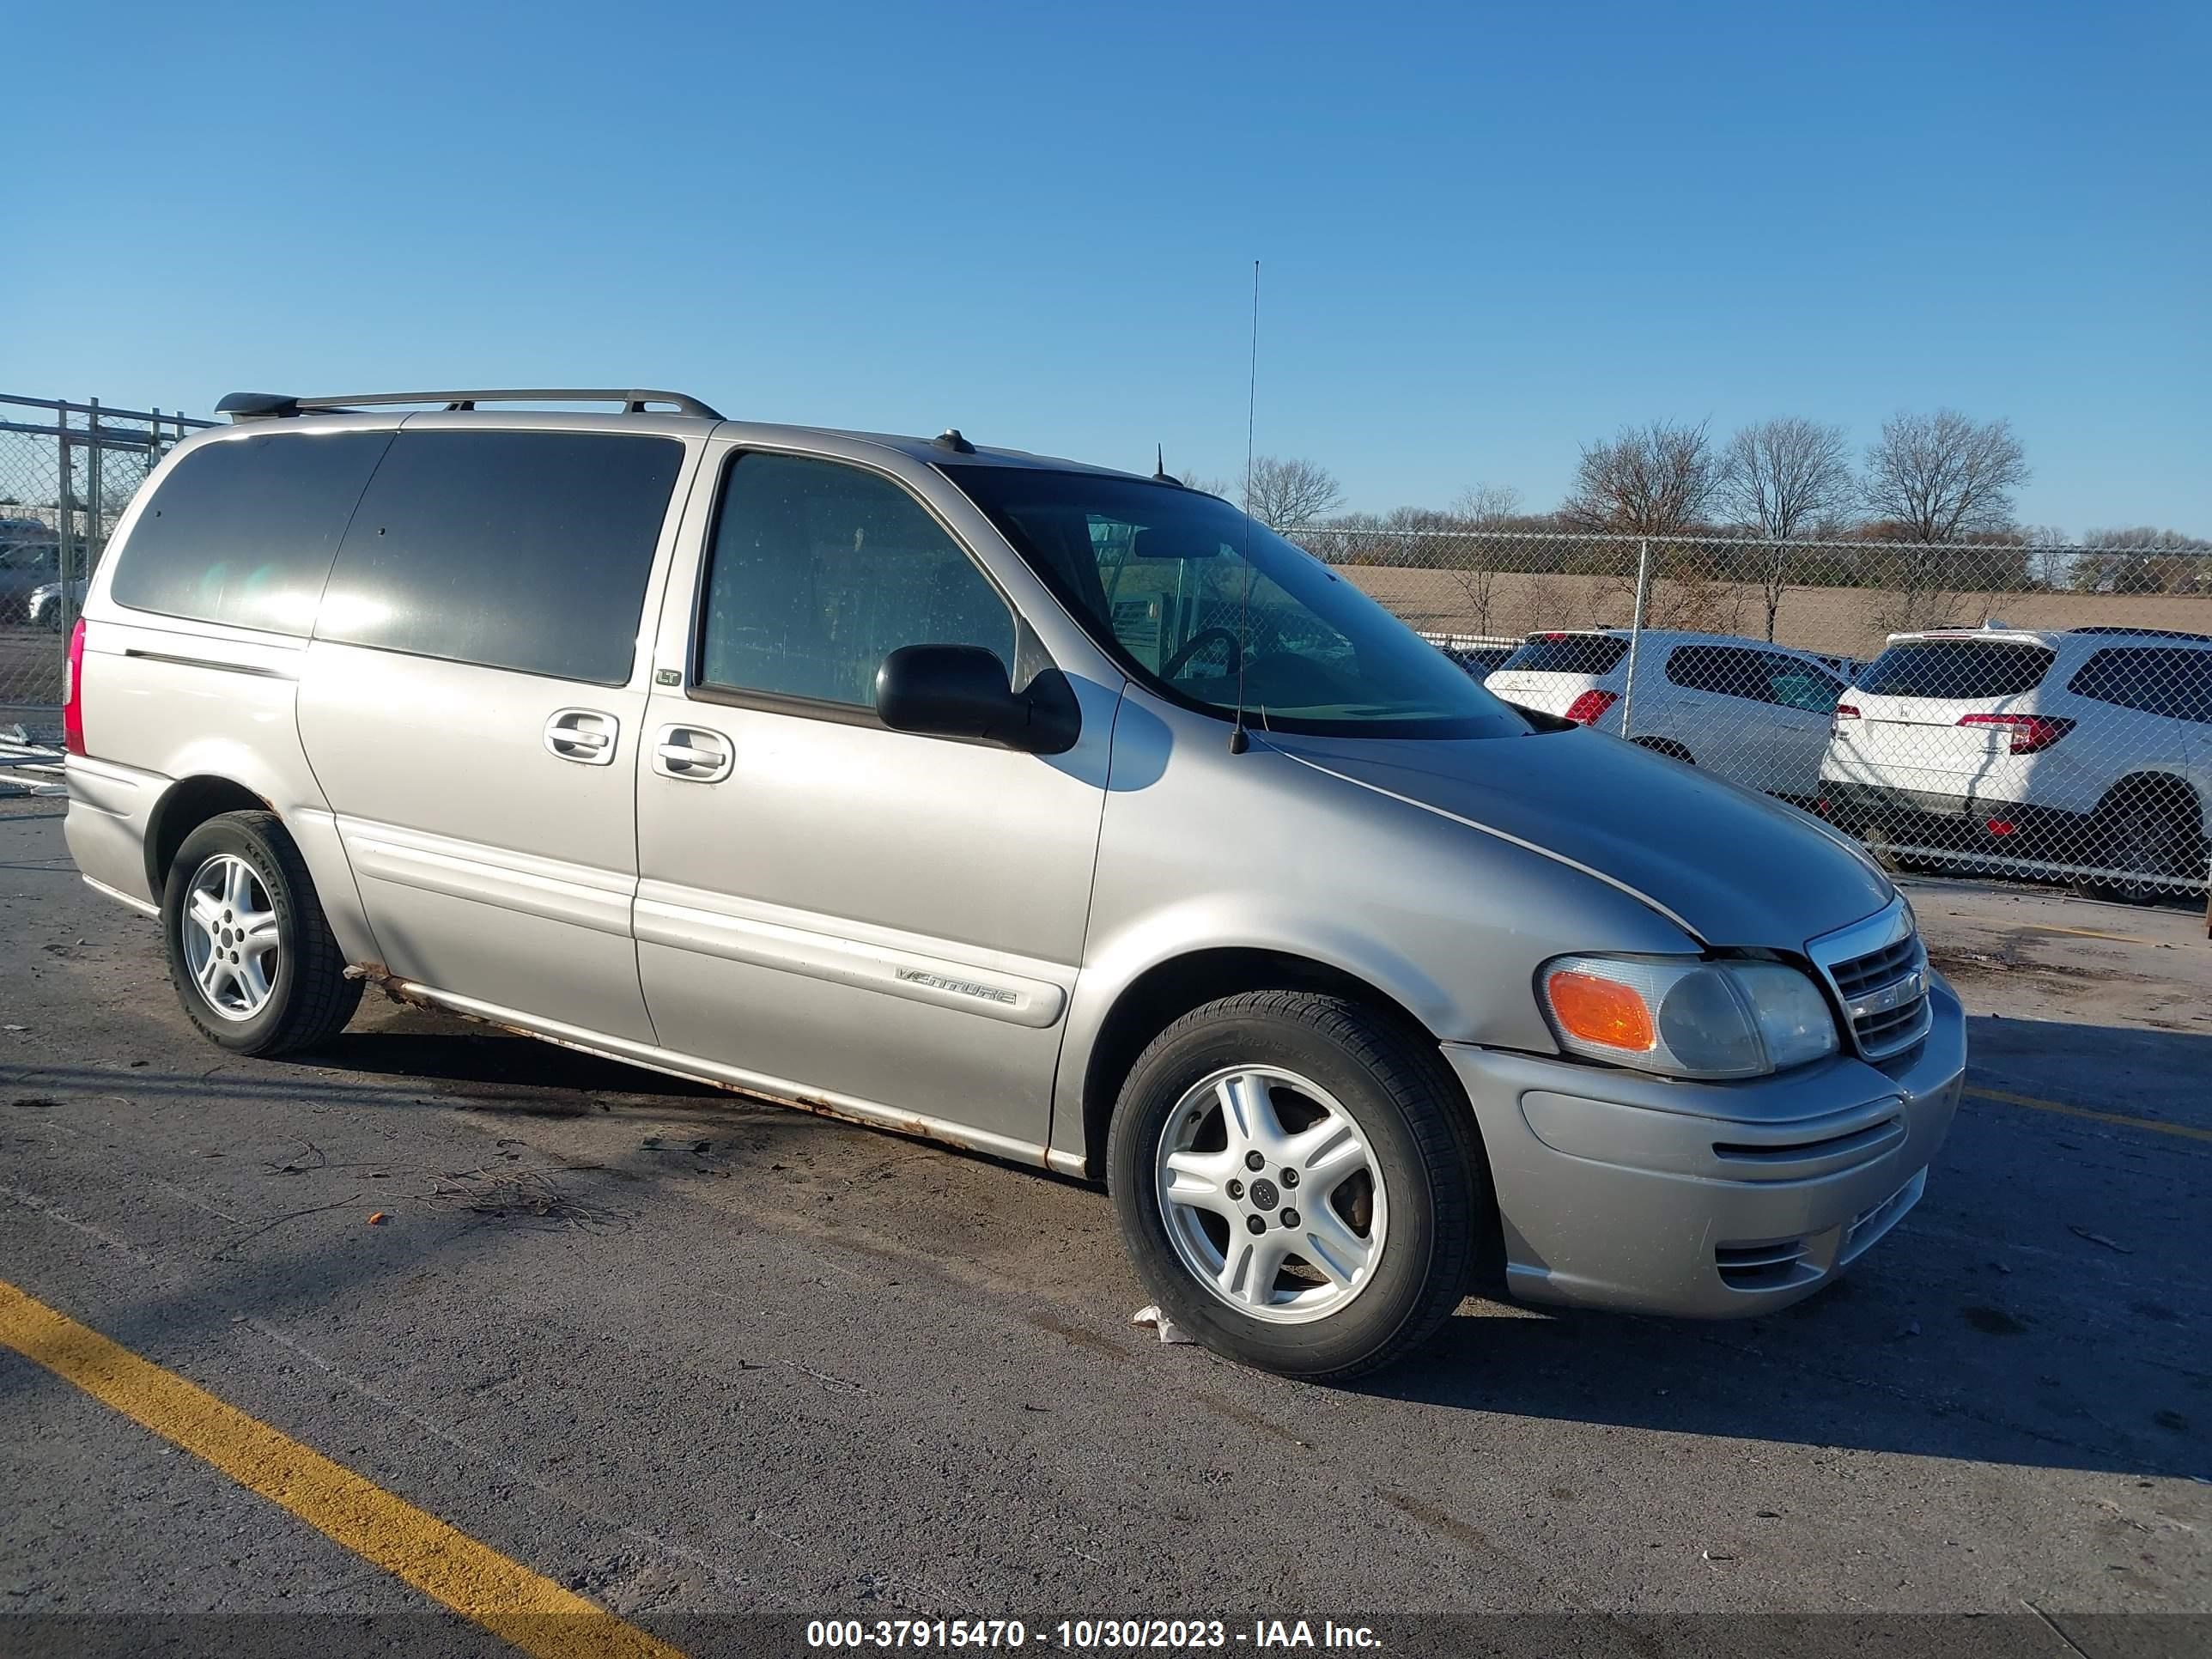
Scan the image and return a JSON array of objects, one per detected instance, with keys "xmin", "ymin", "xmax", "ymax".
[{"xmin": 544, "ymin": 708, "xmax": 619, "ymax": 765}]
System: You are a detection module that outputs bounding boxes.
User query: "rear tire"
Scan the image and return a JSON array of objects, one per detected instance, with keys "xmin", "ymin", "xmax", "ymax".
[
  {"xmin": 161, "ymin": 811, "xmax": 362, "ymax": 1055},
  {"xmin": 1106, "ymin": 991, "xmax": 1487, "ymax": 1381},
  {"xmin": 2079, "ymin": 783, "xmax": 2204, "ymax": 906}
]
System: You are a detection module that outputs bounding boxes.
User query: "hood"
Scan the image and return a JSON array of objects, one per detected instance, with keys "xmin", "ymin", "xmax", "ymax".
[{"xmin": 1264, "ymin": 725, "xmax": 1894, "ymax": 951}]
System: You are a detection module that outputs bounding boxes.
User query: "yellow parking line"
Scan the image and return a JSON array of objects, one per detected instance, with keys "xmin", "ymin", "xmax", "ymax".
[
  {"xmin": 0, "ymin": 1279, "xmax": 684, "ymax": 1659},
  {"xmin": 2018, "ymin": 922, "xmax": 2174, "ymax": 946},
  {"xmin": 1964, "ymin": 1085, "xmax": 2212, "ymax": 1144}
]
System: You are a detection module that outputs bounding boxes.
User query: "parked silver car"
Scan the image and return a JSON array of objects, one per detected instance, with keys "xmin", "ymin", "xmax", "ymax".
[
  {"xmin": 27, "ymin": 576, "xmax": 87, "ymax": 629},
  {"xmin": 63, "ymin": 389, "xmax": 1964, "ymax": 1378},
  {"xmin": 0, "ymin": 520, "xmax": 62, "ymax": 623}
]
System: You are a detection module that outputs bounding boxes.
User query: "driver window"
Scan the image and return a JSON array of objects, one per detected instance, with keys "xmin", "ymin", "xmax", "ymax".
[{"xmin": 698, "ymin": 453, "xmax": 1016, "ymax": 709}]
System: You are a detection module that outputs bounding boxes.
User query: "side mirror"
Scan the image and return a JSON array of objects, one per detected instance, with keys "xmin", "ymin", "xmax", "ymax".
[{"xmin": 875, "ymin": 644, "xmax": 1079, "ymax": 754}]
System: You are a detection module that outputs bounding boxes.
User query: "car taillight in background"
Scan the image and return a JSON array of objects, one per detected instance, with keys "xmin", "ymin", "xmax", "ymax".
[
  {"xmin": 1831, "ymin": 702, "xmax": 1860, "ymax": 733},
  {"xmin": 63, "ymin": 617, "xmax": 87, "ymax": 757},
  {"xmin": 1956, "ymin": 712, "xmax": 2074, "ymax": 754},
  {"xmin": 1564, "ymin": 690, "xmax": 1619, "ymax": 726}
]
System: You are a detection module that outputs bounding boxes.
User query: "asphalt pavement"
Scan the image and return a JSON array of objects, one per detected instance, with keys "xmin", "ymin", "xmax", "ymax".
[{"xmin": 1, "ymin": 796, "xmax": 2206, "ymax": 1657}]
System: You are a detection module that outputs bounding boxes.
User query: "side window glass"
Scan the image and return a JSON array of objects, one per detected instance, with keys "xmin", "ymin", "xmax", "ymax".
[
  {"xmin": 108, "ymin": 431, "xmax": 393, "ymax": 635},
  {"xmin": 1662, "ymin": 646, "xmax": 1714, "ymax": 692},
  {"xmin": 2185, "ymin": 657, "xmax": 2212, "ymax": 725},
  {"xmin": 697, "ymin": 453, "xmax": 1015, "ymax": 710},
  {"xmin": 1765, "ymin": 657, "xmax": 1841, "ymax": 712},
  {"xmin": 1668, "ymin": 646, "xmax": 1765, "ymax": 702},
  {"xmin": 319, "ymin": 431, "xmax": 683, "ymax": 684},
  {"xmin": 2068, "ymin": 647, "xmax": 2197, "ymax": 720}
]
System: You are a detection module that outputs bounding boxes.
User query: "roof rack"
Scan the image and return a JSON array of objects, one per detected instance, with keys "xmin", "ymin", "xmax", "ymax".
[
  {"xmin": 215, "ymin": 388, "xmax": 723, "ymax": 422},
  {"xmin": 2067, "ymin": 625, "xmax": 2212, "ymax": 642}
]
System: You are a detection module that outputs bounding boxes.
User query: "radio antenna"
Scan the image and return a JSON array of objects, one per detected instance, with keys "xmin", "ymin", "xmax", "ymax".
[{"xmin": 1230, "ymin": 258, "xmax": 1260, "ymax": 755}]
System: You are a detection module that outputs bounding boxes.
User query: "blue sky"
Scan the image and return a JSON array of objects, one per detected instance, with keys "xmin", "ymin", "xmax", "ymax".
[{"xmin": 7, "ymin": 1, "xmax": 2207, "ymax": 534}]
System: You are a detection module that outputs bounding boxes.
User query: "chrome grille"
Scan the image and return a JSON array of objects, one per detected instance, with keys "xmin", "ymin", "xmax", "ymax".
[
  {"xmin": 1809, "ymin": 898, "xmax": 1933, "ymax": 1061},
  {"xmin": 1830, "ymin": 935, "xmax": 1917, "ymax": 1000}
]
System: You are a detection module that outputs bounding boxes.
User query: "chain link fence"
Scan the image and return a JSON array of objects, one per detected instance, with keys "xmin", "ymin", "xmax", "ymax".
[
  {"xmin": 1, "ymin": 395, "xmax": 213, "ymax": 736},
  {"xmin": 1284, "ymin": 526, "xmax": 2212, "ymax": 902},
  {"xmin": 3, "ymin": 397, "xmax": 2204, "ymax": 902}
]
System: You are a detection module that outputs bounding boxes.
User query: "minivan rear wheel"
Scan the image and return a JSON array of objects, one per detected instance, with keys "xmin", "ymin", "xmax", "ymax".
[
  {"xmin": 161, "ymin": 811, "xmax": 362, "ymax": 1055},
  {"xmin": 1107, "ymin": 991, "xmax": 1486, "ymax": 1379}
]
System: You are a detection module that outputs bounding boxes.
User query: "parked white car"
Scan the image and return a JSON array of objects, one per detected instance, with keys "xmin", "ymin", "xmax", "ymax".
[
  {"xmin": 1820, "ymin": 625, "xmax": 2212, "ymax": 900},
  {"xmin": 1484, "ymin": 629, "xmax": 1847, "ymax": 802}
]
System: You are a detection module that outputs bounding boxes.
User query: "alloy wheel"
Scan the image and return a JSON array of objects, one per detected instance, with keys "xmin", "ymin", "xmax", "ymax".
[
  {"xmin": 1153, "ymin": 1065, "xmax": 1389, "ymax": 1324},
  {"xmin": 179, "ymin": 854, "xmax": 281, "ymax": 1021}
]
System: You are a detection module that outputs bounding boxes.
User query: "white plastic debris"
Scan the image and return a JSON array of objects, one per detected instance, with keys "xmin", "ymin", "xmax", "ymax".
[{"xmin": 1131, "ymin": 1304, "xmax": 1195, "ymax": 1345}]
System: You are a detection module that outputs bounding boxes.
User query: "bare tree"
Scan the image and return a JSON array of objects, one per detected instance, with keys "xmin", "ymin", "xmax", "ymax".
[
  {"xmin": 1170, "ymin": 467, "xmax": 1232, "ymax": 496},
  {"xmin": 1452, "ymin": 483, "xmax": 1522, "ymax": 526},
  {"xmin": 1718, "ymin": 418, "xmax": 1851, "ymax": 538},
  {"xmin": 1717, "ymin": 417, "xmax": 1852, "ymax": 640},
  {"xmin": 1862, "ymin": 410, "xmax": 2029, "ymax": 543},
  {"xmin": 1424, "ymin": 485, "xmax": 1523, "ymax": 636},
  {"xmin": 1243, "ymin": 456, "xmax": 1344, "ymax": 530},
  {"xmin": 1559, "ymin": 420, "xmax": 1717, "ymax": 535},
  {"xmin": 2075, "ymin": 526, "xmax": 2212, "ymax": 593}
]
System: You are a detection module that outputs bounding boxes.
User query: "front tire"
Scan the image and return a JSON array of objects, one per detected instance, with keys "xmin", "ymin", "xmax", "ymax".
[
  {"xmin": 1106, "ymin": 991, "xmax": 1487, "ymax": 1380},
  {"xmin": 161, "ymin": 811, "xmax": 362, "ymax": 1055}
]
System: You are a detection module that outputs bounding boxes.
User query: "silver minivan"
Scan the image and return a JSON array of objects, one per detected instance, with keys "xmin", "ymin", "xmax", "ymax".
[{"xmin": 64, "ymin": 389, "xmax": 1965, "ymax": 1378}]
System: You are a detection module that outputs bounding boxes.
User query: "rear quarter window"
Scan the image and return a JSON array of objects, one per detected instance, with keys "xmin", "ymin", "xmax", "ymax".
[
  {"xmin": 107, "ymin": 431, "xmax": 394, "ymax": 635},
  {"xmin": 1498, "ymin": 635, "xmax": 1629, "ymax": 675},
  {"xmin": 1855, "ymin": 640, "xmax": 2055, "ymax": 700},
  {"xmin": 2066, "ymin": 647, "xmax": 2212, "ymax": 724},
  {"xmin": 317, "ymin": 430, "xmax": 684, "ymax": 685}
]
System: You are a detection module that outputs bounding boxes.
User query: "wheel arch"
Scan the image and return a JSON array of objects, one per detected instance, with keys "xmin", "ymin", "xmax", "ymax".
[
  {"xmin": 1076, "ymin": 945, "xmax": 1474, "ymax": 1182},
  {"xmin": 2098, "ymin": 768, "xmax": 2207, "ymax": 833},
  {"xmin": 144, "ymin": 775, "xmax": 276, "ymax": 896}
]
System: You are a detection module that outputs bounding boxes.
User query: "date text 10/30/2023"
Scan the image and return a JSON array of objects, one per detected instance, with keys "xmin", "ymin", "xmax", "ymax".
[{"xmin": 805, "ymin": 1618, "xmax": 1385, "ymax": 1650}]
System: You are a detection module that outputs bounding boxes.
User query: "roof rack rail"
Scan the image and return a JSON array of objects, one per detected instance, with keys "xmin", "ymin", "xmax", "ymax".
[
  {"xmin": 2067, "ymin": 625, "xmax": 2212, "ymax": 642},
  {"xmin": 215, "ymin": 388, "xmax": 723, "ymax": 422}
]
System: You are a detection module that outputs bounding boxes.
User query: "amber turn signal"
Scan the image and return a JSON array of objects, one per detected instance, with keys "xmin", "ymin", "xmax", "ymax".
[{"xmin": 1543, "ymin": 969, "xmax": 1657, "ymax": 1052}]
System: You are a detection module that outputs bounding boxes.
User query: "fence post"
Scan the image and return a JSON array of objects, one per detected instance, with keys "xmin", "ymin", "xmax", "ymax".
[
  {"xmin": 55, "ymin": 414, "xmax": 76, "ymax": 644},
  {"xmin": 86, "ymin": 398, "xmax": 103, "ymax": 571},
  {"xmin": 1619, "ymin": 536, "xmax": 1652, "ymax": 739}
]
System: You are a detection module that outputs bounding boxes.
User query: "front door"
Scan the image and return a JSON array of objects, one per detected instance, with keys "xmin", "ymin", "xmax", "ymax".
[
  {"xmin": 297, "ymin": 424, "xmax": 695, "ymax": 1042},
  {"xmin": 633, "ymin": 448, "xmax": 1110, "ymax": 1157}
]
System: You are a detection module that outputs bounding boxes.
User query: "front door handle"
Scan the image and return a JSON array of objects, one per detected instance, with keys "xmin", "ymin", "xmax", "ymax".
[
  {"xmin": 653, "ymin": 724, "xmax": 733, "ymax": 783},
  {"xmin": 544, "ymin": 708, "xmax": 619, "ymax": 766}
]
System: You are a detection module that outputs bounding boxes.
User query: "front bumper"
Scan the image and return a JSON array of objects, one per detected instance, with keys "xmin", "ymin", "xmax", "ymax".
[{"xmin": 1443, "ymin": 975, "xmax": 1966, "ymax": 1318}]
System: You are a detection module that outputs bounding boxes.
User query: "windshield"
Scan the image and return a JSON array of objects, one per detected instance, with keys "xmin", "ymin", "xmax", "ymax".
[{"xmin": 942, "ymin": 467, "xmax": 1529, "ymax": 738}]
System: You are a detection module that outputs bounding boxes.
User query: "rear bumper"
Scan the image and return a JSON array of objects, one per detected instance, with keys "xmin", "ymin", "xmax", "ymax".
[
  {"xmin": 1442, "ymin": 977, "xmax": 1966, "ymax": 1318},
  {"xmin": 63, "ymin": 755, "xmax": 166, "ymax": 908},
  {"xmin": 1818, "ymin": 780, "xmax": 2090, "ymax": 854}
]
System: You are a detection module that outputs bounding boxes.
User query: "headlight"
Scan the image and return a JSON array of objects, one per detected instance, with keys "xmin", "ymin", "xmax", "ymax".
[{"xmin": 1537, "ymin": 955, "xmax": 1839, "ymax": 1079}]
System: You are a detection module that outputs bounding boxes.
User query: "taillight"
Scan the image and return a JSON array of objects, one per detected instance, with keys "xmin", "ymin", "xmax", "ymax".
[
  {"xmin": 1833, "ymin": 702, "xmax": 1860, "ymax": 720},
  {"xmin": 63, "ymin": 617, "xmax": 88, "ymax": 757},
  {"xmin": 1958, "ymin": 712, "xmax": 2073, "ymax": 755},
  {"xmin": 1565, "ymin": 690, "xmax": 1620, "ymax": 726}
]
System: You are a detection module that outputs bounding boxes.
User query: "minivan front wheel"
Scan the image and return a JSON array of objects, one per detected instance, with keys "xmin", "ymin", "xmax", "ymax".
[
  {"xmin": 161, "ymin": 811, "xmax": 362, "ymax": 1055},
  {"xmin": 1108, "ymin": 991, "xmax": 1486, "ymax": 1379}
]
